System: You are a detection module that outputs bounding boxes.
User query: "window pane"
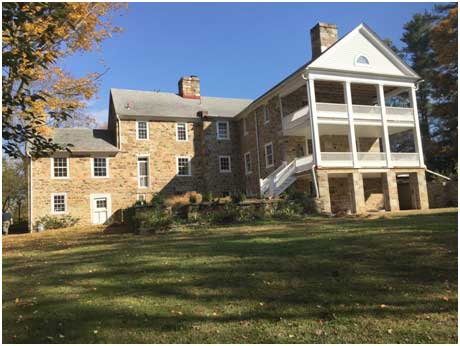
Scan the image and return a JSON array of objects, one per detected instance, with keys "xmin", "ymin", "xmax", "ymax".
[
  {"xmin": 94, "ymin": 158, "xmax": 107, "ymax": 177},
  {"xmin": 218, "ymin": 122, "xmax": 228, "ymax": 139},
  {"xmin": 138, "ymin": 157, "xmax": 149, "ymax": 187},
  {"xmin": 220, "ymin": 157, "xmax": 230, "ymax": 172},
  {"xmin": 96, "ymin": 199, "xmax": 107, "ymax": 209},
  {"xmin": 53, "ymin": 195, "xmax": 66, "ymax": 212},
  {"xmin": 138, "ymin": 122, "xmax": 148, "ymax": 139},
  {"xmin": 54, "ymin": 158, "xmax": 68, "ymax": 177},
  {"xmin": 178, "ymin": 158, "xmax": 190, "ymax": 176},
  {"xmin": 177, "ymin": 123, "xmax": 187, "ymax": 141}
]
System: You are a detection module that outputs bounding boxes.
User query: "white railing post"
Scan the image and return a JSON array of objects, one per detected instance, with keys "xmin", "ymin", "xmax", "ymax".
[
  {"xmin": 377, "ymin": 84, "xmax": 393, "ymax": 168},
  {"xmin": 306, "ymin": 79, "xmax": 321, "ymax": 166},
  {"xmin": 409, "ymin": 86, "xmax": 425, "ymax": 167},
  {"xmin": 344, "ymin": 81, "xmax": 359, "ymax": 167}
]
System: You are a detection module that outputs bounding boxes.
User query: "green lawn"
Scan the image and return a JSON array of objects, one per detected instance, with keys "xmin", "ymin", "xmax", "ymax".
[{"xmin": 3, "ymin": 210, "xmax": 458, "ymax": 343}]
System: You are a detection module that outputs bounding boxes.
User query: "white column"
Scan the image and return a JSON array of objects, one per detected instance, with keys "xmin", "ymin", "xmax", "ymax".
[
  {"xmin": 377, "ymin": 84, "xmax": 393, "ymax": 168},
  {"xmin": 344, "ymin": 81, "xmax": 359, "ymax": 167},
  {"xmin": 409, "ymin": 86, "xmax": 425, "ymax": 167},
  {"xmin": 306, "ymin": 79, "xmax": 321, "ymax": 166}
]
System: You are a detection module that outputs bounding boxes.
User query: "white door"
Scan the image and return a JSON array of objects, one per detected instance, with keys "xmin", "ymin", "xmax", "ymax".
[{"xmin": 92, "ymin": 197, "xmax": 108, "ymax": 224}]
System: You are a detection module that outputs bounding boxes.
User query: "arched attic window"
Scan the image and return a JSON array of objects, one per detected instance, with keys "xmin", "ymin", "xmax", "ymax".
[{"xmin": 355, "ymin": 55, "xmax": 370, "ymax": 66}]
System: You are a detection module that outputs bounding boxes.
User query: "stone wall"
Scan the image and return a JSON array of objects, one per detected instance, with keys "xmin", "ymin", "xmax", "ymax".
[
  {"xmin": 329, "ymin": 177, "xmax": 353, "ymax": 213},
  {"xmin": 363, "ymin": 177, "xmax": 385, "ymax": 211},
  {"xmin": 31, "ymin": 118, "xmax": 242, "ymax": 227},
  {"xmin": 320, "ymin": 135, "xmax": 349, "ymax": 152},
  {"xmin": 358, "ymin": 137, "xmax": 381, "ymax": 152}
]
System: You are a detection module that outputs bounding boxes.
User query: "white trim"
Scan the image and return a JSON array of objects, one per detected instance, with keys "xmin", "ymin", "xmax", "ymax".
[
  {"xmin": 51, "ymin": 193, "xmax": 67, "ymax": 214},
  {"xmin": 176, "ymin": 156, "xmax": 192, "ymax": 176},
  {"xmin": 136, "ymin": 120, "xmax": 149, "ymax": 140},
  {"xmin": 244, "ymin": 151, "xmax": 252, "ymax": 175},
  {"xmin": 137, "ymin": 155, "xmax": 150, "ymax": 188},
  {"xmin": 344, "ymin": 81, "xmax": 359, "ymax": 167},
  {"xmin": 263, "ymin": 105, "xmax": 270, "ymax": 125},
  {"xmin": 90, "ymin": 193, "xmax": 112, "ymax": 225},
  {"xmin": 377, "ymin": 84, "xmax": 393, "ymax": 168},
  {"xmin": 218, "ymin": 155, "xmax": 232, "ymax": 173},
  {"xmin": 176, "ymin": 122, "xmax": 188, "ymax": 141},
  {"xmin": 264, "ymin": 142, "xmax": 274, "ymax": 168},
  {"xmin": 243, "ymin": 117, "xmax": 248, "ymax": 136},
  {"xmin": 306, "ymin": 79, "xmax": 322, "ymax": 166},
  {"xmin": 28, "ymin": 157, "xmax": 33, "ymax": 231},
  {"xmin": 91, "ymin": 157, "xmax": 109, "ymax": 178},
  {"xmin": 410, "ymin": 87, "xmax": 425, "ymax": 167},
  {"xmin": 51, "ymin": 157, "xmax": 70, "ymax": 179},
  {"xmin": 216, "ymin": 121, "xmax": 230, "ymax": 140},
  {"xmin": 137, "ymin": 193, "xmax": 146, "ymax": 201}
]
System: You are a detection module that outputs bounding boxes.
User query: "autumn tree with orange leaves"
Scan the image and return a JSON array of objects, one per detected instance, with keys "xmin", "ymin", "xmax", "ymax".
[{"xmin": 2, "ymin": 2, "xmax": 126, "ymax": 158}]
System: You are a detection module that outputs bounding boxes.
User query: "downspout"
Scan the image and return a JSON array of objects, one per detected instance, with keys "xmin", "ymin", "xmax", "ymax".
[
  {"xmin": 116, "ymin": 113, "xmax": 122, "ymax": 151},
  {"xmin": 302, "ymin": 71, "xmax": 320, "ymax": 197},
  {"xmin": 254, "ymin": 111, "xmax": 262, "ymax": 197},
  {"xmin": 25, "ymin": 145, "xmax": 33, "ymax": 232}
]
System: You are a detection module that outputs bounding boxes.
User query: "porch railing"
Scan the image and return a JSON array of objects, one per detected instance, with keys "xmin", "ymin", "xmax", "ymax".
[
  {"xmin": 386, "ymin": 107, "xmax": 414, "ymax": 122},
  {"xmin": 321, "ymin": 152, "xmax": 353, "ymax": 167},
  {"xmin": 357, "ymin": 152, "xmax": 386, "ymax": 167},
  {"xmin": 352, "ymin": 105, "xmax": 381, "ymax": 120},
  {"xmin": 282, "ymin": 105, "xmax": 309, "ymax": 131},
  {"xmin": 391, "ymin": 153, "xmax": 420, "ymax": 167}
]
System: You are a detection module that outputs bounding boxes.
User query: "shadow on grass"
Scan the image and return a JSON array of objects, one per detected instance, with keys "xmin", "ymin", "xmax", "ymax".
[{"xmin": 2, "ymin": 212, "xmax": 458, "ymax": 343}]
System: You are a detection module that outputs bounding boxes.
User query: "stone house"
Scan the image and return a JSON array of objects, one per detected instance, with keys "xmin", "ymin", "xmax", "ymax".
[{"xmin": 27, "ymin": 22, "xmax": 429, "ymax": 229}]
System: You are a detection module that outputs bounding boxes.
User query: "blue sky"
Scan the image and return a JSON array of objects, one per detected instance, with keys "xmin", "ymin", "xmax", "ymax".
[{"xmin": 64, "ymin": 2, "xmax": 436, "ymax": 125}]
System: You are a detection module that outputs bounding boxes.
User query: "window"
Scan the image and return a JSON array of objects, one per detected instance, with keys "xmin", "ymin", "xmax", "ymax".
[
  {"xmin": 96, "ymin": 199, "xmax": 107, "ymax": 209},
  {"xmin": 52, "ymin": 193, "xmax": 67, "ymax": 214},
  {"xmin": 355, "ymin": 54, "xmax": 370, "ymax": 66},
  {"xmin": 263, "ymin": 105, "xmax": 269, "ymax": 124},
  {"xmin": 176, "ymin": 123, "xmax": 188, "ymax": 141},
  {"xmin": 216, "ymin": 121, "xmax": 229, "ymax": 140},
  {"xmin": 52, "ymin": 157, "xmax": 69, "ymax": 178},
  {"xmin": 136, "ymin": 121, "xmax": 149, "ymax": 140},
  {"xmin": 264, "ymin": 142, "xmax": 274, "ymax": 168},
  {"xmin": 219, "ymin": 156, "xmax": 232, "ymax": 173},
  {"xmin": 244, "ymin": 152, "xmax": 252, "ymax": 175},
  {"xmin": 177, "ymin": 156, "xmax": 191, "ymax": 176},
  {"xmin": 137, "ymin": 194, "xmax": 146, "ymax": 202},
  {"xmin": 243, "ymin": 117, "xmax": 248, "ymax": 136},
  {"xmin": 92, "ymin": 157, "xmax": 108, "ymax": 177},
  {"xmin": 137, "ymin": 157, "xmax": 149, "ymax": 187}
]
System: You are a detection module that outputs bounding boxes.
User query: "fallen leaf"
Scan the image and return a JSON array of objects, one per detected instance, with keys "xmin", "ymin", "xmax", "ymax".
[
  {"xmin": 315, "ymin": 329, "xmax": 323, "ymax": 336},
  {"xmin": 380, "ymin": 304, "xmax": 387, "ymax": 308},
  {"xmin": 387, "ymin": 329, "xmax": 393, "ymax": 334}
]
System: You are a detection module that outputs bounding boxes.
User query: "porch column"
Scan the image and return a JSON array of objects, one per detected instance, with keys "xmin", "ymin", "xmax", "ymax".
[
  {"xmin": 409, "ymin": 170, "xmax": 429, "ymax": 210},
  {"xmin": 306, "ymin": 79, "xmax": 321, "ymax": 166},
  {"xmin": 377, "ymin": 84, "xmax": 393, "ymax": 168},
  {"xmin": 409, "ymin": 86, "xmax": 425, "ymax": 167},
  {"xmin": 316, "ymin": 170, "xmax": 331, "ymax": 214},
  {"xmin": 349, "ymin": 172, "xmax": 366, "ymax": 214},
  {"xmin": 382, "ymin": 171, "xmax": 399, "ymax": 211},
  {"xmin": 344, "ymin": 81, "xmax": 359, "ymax": 167}
]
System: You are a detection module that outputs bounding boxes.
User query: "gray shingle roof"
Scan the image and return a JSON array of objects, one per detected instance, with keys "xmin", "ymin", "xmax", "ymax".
[
  {"xmin": 111, "ymin": 88, "xmax": 252, "ymax": 119},
  {"xmin": 52, "ymin": 128, "xmax": 118, "ymax": 153}
]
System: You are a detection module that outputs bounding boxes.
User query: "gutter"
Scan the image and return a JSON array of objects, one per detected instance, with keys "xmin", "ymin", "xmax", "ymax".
[
  {"xmin": 426, "ymin": 169, "xmax": 451, "ymax": 181},
  {"xmin": 25, "ymin": 145, "xmax": 33, "ymax": 232},
  {"xmin": 254, "ymin": 111, "xmax": 262, "ymax": 197}
]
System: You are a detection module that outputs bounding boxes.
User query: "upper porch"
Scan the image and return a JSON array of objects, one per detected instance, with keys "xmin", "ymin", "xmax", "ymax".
[{"xmin": 278, "ymin": 74, "xmax": 424, "ymax": 169}]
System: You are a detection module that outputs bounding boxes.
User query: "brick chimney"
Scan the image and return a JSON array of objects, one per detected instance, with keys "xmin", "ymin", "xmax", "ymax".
[
  {"xmin": 178, "ymin": 75, "xmax": 200, "ymax": 99},
  {"xmin": 310, "ymin": 23, "xmax": 338, "ymax": 59}
]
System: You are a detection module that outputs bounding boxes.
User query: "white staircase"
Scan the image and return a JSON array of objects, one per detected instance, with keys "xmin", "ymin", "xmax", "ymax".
[{"xmin": 260, "ymin": 155, "xmax": 314, "ymax": 198}]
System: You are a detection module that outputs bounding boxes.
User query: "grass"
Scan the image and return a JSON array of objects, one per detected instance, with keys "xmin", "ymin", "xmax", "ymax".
[{"xmin": 2, "ymin": 209, "xmax": 458, "ymax": 343}]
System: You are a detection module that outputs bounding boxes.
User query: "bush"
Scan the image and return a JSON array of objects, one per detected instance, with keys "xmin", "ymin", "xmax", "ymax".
[
  {"xmin": 36, "ymin": 214, "xmax": 79, "ymax": 230},
  {"xmin": 286, "ymin": 190, "xmax": 319, "ymax": 214},
  {"xmin": 231, "ymin": 191, "xmax": 246, "ymax": 204},
  {"xmin": 150, "ymin": 193, "xmax": 165, "ymax": 210},
  {"xmin": 133, "ymin": 209, "xmax": 173, "ymax": 232},
  {"xmin": 202, "ymin": 191, "xmax": 213, "ymax": 202},
  {"xmin": 270, "ymin": 200, "xmax": 303, "ymax": 221}
]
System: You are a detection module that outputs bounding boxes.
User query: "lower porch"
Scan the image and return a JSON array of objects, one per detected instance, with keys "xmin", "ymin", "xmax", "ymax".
[{"xmin": 295, "ymin": 168, "xmax": 429, "ymax": 215}]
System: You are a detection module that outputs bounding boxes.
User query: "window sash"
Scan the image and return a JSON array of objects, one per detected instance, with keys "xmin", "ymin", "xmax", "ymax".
[
  {"xmin": 265, "ymin": 143, "xmax": 274, "ymax": 167},
  {"xmin": 176, "ymin": 123, "xmax": 187, "ymax": 141},
  {"xmin": 219, "ymin": 156, "xmax": 231, "ymax": 172},
  {"xmin": 217, "ymin": 122, "xmax": 229, "ymax": 140},
  {"xmin": 137, "ymin": 121, "xmax": 148, "ymax": 139},
  {"xmin": 53, "ymin": 194, "xmax": 66, "ymax": 213},
  {"xmin": 93, "ymin": 158, "xmax": 107, "ymax": 177},
  {"xmin": 244, "ymin": 152, "xmax": 252, "ymax": 174},
  {"xmin": 138, "ymin": 157, "xmax": 149, "ymax": 187},
  {"xmin": 53, "ymin": 158, "xmax": 68, "ymax": 178},
  {"xmin": 177, "ymin": 157, "xmax": 191, "ymax": 176},
  {"xmin": 263, "ymin": 106, "xmax": 269, "ymax": 123}
]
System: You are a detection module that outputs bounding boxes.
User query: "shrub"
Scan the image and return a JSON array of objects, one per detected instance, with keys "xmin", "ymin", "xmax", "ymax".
[
  {"xmin": 286, "ymin": 190, "xmax": 319, "ymax": 214},
  {"xmin": 36, "ymin": 215, "xmax": 79, "ymax": 230},
  {"xmin": 270, "ymin": 200, "xmax": 303, "ymax": 221},
  {"xmin": 206, "ymin": 204, "xmax": 239, "ymax": 224},
  {"xmin": 202, "ymin": 191, "xmax": 213, "ymax": 202},
  {"xmin": 150, "ymin": 193, "xmax": 166, "ymax": 210},
  {"xmin": 231, "ymin": 191, "xmax": 246, "ymax": 204},
  {"xmin": 133, "ymin": 209, "xmax": 173, "ymax": 232}
]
